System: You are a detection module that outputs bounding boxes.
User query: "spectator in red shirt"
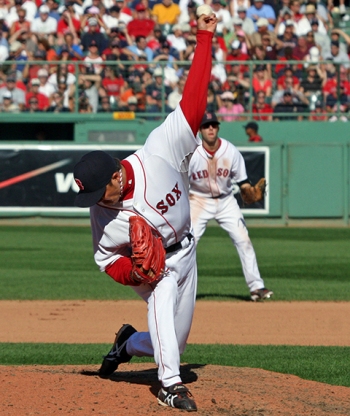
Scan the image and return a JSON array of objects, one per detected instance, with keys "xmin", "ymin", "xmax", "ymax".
[
  {"xmin": 57, "ymin": 4, "xmax": 81, "ymax": 40},
  {"xmin": 309, "ymin": 102, "xmax": 327, "ymax": 121},
  {"xmin": 146, "ymin": 26, "xmax": 164, "ymax": 51},
  {"xmin": 115, "ymin": 0, "xmax": 133, "ymax": 19},
  {"xmin": 323, "ymin": 65, "xmax": 350, "ymax": 103},
  {"xmin": 251, "ymin": 44, "xmax": 272, "ymax": 79},
  {"xmin": 127, "ymin": 3, "xmax": 155, "ymax": 40},
  {"xmin": 9, "ymin": 8, "xmax": 31, "ymax": 41},
  {"xmin": 275, "ymin": 46, "xmax": 298, "ymax": 76},
  {"xmin": 277, "ymin": 66, "xmax": 300, "ymax": 90},
  {"xmin": 293, "ymin": 35, "xmax": 310, "ymax": 60},
  {"xmin": 252, "ymin": 64, "xmax": 273, "ymax": 97},
  {"xmin": 244, "ymin": 121, "xmax": 263, "ymax": 142},
  {"xmin": 25, "ymin": 97, "xmax": 43, "ymax": 112},
  {"xmin": 252, "ymin": 90, "xmax": 273, "ymax": 121},
  {"xmin": 101, "ymin": 65, "xmax": 126, "ymax": 98},
  {"xmin": 26, "ymin": 49, "xmax": 47, "ymax": 82},
  {"xmin": 289, "ymin": 0, "xmax": 304, "ymax": 23},
  {"xmin": 226, "ymin": 39, "xmax": 249, "ymax": 74},
  {"xmin": 25, "ymin": 78, "xmax": 49, "ymax": 112}
]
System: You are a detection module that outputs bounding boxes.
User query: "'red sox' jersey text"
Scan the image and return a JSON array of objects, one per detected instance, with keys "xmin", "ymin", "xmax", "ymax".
[{"xmin": 189, "ymin": 138, "xmax": 248, "ymax": 198}]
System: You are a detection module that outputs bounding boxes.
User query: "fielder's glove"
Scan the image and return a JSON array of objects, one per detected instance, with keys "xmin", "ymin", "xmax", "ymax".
[
  {"xmin": 129, "ymin": 216, "xmax": 165, "ymax": 284},
  {"xmin": 240, "ymin": 178, "xmax": 267, "ymax": 205}
]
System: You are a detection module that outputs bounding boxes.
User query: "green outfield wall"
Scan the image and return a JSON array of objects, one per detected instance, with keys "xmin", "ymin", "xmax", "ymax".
[{"xmin": 0, "ymin": 119, "xmax": 349, "ymax": 225}]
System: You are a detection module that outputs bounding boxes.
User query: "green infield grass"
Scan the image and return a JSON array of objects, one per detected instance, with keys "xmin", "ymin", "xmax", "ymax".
[
  {"xmin": 0, "ymin": 343, "xmax": 349, "ymax": 388},
  {"xmin": 0, "ymin": 226, "xmax": 350, "ymax": 301}
]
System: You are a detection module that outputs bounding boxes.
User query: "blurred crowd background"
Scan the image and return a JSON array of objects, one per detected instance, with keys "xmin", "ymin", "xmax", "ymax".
[{"xmin": 0, "ymin": 0, "xmax": 350, "ymax": 120}]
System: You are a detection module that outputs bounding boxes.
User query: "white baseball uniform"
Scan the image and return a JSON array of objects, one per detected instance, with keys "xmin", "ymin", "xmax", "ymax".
[
  {"xmin": 189, "ymin": 137, "xmax": 266, "ymax": 292},
  {"xmin": 88, "ymin": 29, "xmax": 214, "ymax": 388},
  {"xmin": 90, "ymin": 106, "xmax": 199, "ymax": 387}
]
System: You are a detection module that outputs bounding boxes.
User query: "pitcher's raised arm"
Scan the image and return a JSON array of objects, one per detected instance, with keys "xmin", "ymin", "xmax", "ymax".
[{"xmin": 180, "ymin": 14, "xmax": 218, "ymax": 136}]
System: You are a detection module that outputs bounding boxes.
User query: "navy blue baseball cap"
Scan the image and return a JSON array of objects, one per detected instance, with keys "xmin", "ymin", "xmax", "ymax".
[
  {"xmin": 73, "ymin": 151, "xmax": 118, "ymax": 207},
  {"xmin": 200, "ymin": 112, "xmax": 220, "ymax": 127}
]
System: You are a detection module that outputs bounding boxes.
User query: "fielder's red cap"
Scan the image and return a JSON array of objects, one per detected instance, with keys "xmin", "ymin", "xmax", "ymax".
[
  {"xmin": 73, "ymin": 151, "xmax": 118, "ymax": 207},
  {"xmin": 200, "ymin": 112, "xmax": 220, "ymax": 127}
]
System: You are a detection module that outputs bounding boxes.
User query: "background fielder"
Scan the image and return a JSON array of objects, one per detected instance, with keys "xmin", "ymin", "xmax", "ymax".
[{"xmin": 189, "ymin": 112, "xmax": 273, "ymax": 302}]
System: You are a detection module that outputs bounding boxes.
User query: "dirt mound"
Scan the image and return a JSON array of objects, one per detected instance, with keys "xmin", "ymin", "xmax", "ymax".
[{"xmin": 1, "ymin": 364, "xmax": 350, "ymax": 415}]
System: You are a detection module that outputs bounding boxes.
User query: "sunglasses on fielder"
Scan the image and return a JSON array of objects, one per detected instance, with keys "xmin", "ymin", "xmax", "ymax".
[{"xmin": 202, "ymin": 122, "xmax": 219, "ymax": 129}]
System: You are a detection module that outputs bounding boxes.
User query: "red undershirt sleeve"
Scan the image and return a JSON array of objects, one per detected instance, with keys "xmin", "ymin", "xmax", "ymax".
[
  {"xmin": 105, "ymin": 257, "xmax": 141, "ymax": 286},
  {"xmin": 180, "ymin": 30, "xmax": 214, "ymax": 136}
]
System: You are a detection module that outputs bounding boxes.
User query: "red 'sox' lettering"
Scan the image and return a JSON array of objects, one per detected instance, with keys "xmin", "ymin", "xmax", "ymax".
[{"xmin": 156, "ymin": 182, "xmax": 182, "ymax": 214}]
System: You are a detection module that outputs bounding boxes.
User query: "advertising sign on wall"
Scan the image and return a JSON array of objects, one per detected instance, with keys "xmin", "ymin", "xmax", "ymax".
[{"xmin": 0, "ymin": 145, "xmax": 269, "ymax": 214}]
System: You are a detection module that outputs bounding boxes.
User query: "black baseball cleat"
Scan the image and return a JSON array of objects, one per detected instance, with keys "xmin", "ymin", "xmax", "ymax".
[
  {"xmin": 98, "ymin": 324, "xmax": 137, "ymax": 378},
  {"xmin": 157, "ymin": 383, "xmax": 197, "ymax": 412}
]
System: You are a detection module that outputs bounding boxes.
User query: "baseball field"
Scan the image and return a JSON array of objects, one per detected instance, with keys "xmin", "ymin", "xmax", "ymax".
[{"xmin": 1, "ymin": 223, "xmax": 350, "ymax": 415}]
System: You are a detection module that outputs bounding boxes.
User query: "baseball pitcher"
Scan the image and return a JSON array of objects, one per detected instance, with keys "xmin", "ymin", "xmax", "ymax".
[{"xmin": 73, "ymin": 13, "xmax": 218, "ymax": 412}]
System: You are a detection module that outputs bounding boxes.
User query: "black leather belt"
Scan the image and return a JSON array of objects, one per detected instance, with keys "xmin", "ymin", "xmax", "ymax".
[
  {"xmin": 211, "ymin": 194, "xmax": 223, "ymax": 199},
  {"xmin": 166, "ymin": 233, "xmax": 193, "ymax": 254}
]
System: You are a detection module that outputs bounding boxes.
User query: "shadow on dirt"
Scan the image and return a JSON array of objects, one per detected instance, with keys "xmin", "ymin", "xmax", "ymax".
[{"xmin": 80, "ymin": 363, "xmax": 204, "ymax": 398}]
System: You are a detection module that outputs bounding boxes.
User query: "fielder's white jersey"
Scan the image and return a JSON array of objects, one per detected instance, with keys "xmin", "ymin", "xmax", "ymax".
[
  {"xmin": 189, "ymin": 138, "xmax": 248, "ymax": 198},
  {"xmin": 90, "ymin": 105, "xmax": 201, "ymax": 271}
]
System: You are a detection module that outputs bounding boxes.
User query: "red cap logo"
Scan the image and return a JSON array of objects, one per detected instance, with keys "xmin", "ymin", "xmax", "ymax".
[{"xmin": 75, "ymin": 178, "xmax": 84, "ymax": 191}]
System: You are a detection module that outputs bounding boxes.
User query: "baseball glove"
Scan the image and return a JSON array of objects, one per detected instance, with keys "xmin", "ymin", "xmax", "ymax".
[
  {"xmin": 240, "ymin": 178, "xmax": 267, "ymax": 205},
  {"xmin": 129, "ymin": 216, "xmax": 166, "ymax": 284}
]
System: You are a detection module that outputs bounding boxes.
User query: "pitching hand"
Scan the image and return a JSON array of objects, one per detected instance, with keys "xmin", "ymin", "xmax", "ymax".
[{"xmin": 197, "ymin": 14, "xmax": 218, "ymax": 33}]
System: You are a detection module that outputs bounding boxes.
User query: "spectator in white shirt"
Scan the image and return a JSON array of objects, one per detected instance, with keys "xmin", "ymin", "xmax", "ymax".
[
  {"xmin": 166, "ymin": 24, "xmax": 187, "ymax": 60},
  {"xmin": 0, "ymin": 73, "xmax": 25, "ymax": 110},
  {"xmin": 236, "ymin": 6, "xmax": 255, "ymax": 35},
  {"xmin": 102, "ymin": 5, "xmax": 121, "ymax": 29},
  {"xmin": 300, "ymin": 0, "xmax": 330, "ymax": 24},
  {"xmin": 324, "ymin": 40, "xmax": 350, "ymax": 69},
  {"xmin": 296, "ymin": 4, "xmax": 326, "ymax": 37},
  {"xmin": 83, "ymin": 39, "xmax": 104, "ymax": 74},
  {"xmin": 167, "ymin": 76, "xmax": 185, "ymax": 109},
  {"xmin": 21, "ymin": 0, "xmax": 37, "ymax": 22},
  {"xmin": 0, "ymin": 0, "xmax": 10, "ymax": 21},
  {"xmin": 48, "ymin": 63, "xmax": 76, "ymax": 90},
  {"xmin": 6, "ymin": 0, "xmax": 25, "ymax": 28},
  {"xmin": 211, "ymin": 0, "xmax": 233, "ymax": 35},
  {"xmin": 37, "ymin": 68, "xmax": 55, "ymax": 98},
  {"xmin": 31, "ymin": 4, "xmax": 57, "ymax": 36}
]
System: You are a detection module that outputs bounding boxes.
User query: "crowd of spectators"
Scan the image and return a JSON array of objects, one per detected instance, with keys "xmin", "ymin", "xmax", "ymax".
[{"xmin": 0, "ymin": 0, "xmax": 350, "ymax": 120}]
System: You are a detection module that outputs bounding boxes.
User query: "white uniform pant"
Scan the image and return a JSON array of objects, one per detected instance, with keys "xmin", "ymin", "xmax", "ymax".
[
  {"xmin": 126, "ymin": 237, "xmax": 197, "ymax": 388},
  {"xmin": 190, "ymin": 193, "xmax": 265, "ymax": 292}
]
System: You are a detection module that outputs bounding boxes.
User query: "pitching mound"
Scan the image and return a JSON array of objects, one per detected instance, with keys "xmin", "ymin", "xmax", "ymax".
[{"xmin": 1, "ymin": 363, "xmax": 350, "ymax": 415}]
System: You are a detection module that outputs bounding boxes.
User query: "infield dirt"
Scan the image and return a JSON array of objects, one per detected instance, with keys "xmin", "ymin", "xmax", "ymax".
[{"xmin": 1, "ymin": 300, "xmax": 350, "ymax": 415}]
